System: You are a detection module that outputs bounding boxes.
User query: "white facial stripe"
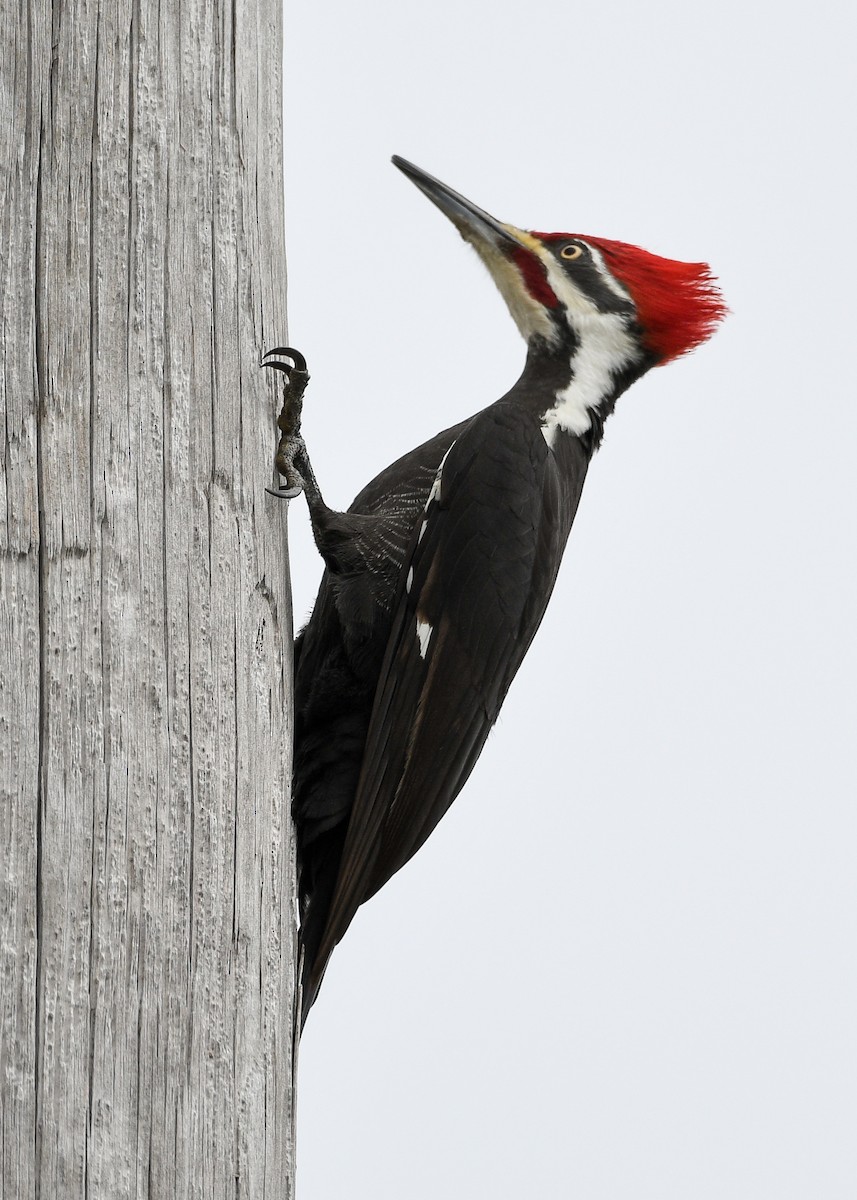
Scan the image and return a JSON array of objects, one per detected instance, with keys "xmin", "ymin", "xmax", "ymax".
[
  {"xmin": 584, "ymin": 241, "xmax": 633, "ymax": 303},
  {"xmin": 542, "ymin": 312, "xmax": 641, "ymax": 439},
  {"xmin": 540, "ymin": 251, "xmax": 602, "ymax": 319},
  {"xmin": 529, "ymin": 241, "xmax": 641, "ymax": 440},
  {"xmin": 462, "ymin": 226, "xmax": 642, "ymax": 441}
]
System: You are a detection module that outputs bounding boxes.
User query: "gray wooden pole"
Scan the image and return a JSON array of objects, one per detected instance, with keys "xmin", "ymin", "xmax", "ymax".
[{"xmin": 0, "ymin": 0, "xmax": 297, "ymax": 1196}]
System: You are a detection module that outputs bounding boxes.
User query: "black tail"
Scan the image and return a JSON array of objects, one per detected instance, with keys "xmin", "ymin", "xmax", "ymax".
[{"xmin": 295, "ymin": 835, "xmax": 344, "ymax": 1031}]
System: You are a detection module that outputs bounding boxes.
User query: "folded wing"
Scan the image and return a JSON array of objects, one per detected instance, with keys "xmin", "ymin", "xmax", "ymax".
[{"xmin": 305, "ymin": 408, "xmax": 588, "ymax": 1007}]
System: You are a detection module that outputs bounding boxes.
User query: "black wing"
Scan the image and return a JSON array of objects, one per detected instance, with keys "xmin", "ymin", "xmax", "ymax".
[{"xmin": 306, "ymin": 404, "xmax": 590, "ymax": 1006}]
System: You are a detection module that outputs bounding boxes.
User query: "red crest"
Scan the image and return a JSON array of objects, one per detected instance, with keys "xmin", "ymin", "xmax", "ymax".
[{"xmin": 581, "ymin": 236, "xmax": 726, "ymax": 363}]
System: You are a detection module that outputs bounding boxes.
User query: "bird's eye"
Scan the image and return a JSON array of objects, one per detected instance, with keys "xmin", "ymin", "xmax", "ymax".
[{"xmin": 560, "ymin": 243, "xmax": 584, "ymax": 261}]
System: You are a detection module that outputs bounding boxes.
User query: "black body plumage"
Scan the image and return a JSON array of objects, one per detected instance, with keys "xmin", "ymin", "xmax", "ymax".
[
  {"xmin": 293, "ymin": 355, "xmax": 591, "ymax": 1022},
  {"xmin": 276, "ymin": 157, "xmax": 724, "ymax": 1028}
]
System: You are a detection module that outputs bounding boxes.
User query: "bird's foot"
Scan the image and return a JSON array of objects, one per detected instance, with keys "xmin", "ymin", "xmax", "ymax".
[
  {"xmin": 267, "ymin": 432, "xmax": 312, "ymax": 500},
  {"xmin": 262, "ymin": 346, "xmax": 311, "ymax": 499}
]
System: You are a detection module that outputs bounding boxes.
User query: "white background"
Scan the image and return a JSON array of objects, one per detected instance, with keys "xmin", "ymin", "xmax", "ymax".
[{"xmin": 280, "ymin": 1, "xmax": 856, "ymax": 1195}]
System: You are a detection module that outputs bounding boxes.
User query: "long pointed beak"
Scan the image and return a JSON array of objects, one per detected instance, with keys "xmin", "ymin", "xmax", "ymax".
[
  {"xmin": 392, "ymin": 156, "xmax": 523, "ymax": 251},
  {"xmin": 391, "ymin": 156, "xmax": 559, "ymax": 346}
]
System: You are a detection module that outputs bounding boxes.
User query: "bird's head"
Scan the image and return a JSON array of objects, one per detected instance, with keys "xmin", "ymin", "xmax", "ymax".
[{"xmin": 392, "ymin": 157, "xmax": 725, "ymax": 370}]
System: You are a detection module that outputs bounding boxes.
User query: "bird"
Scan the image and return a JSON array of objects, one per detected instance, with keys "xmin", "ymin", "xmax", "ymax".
[{"xmin": 265, "ymin": 156, "xmax": 725, "ymax": 1030}]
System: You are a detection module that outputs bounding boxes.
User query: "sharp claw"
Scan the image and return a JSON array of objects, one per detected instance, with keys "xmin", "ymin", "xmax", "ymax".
[
  {"xmin": 263, "ymin": 346, "xmax": 310, "ymax": 501},
  {"xmin": 266, "ymin": 485, "xmax": 303, "ymax": 500},
  {"xmin": 262, "ymin": 346, "xmax": 308, "ymax": 372}
]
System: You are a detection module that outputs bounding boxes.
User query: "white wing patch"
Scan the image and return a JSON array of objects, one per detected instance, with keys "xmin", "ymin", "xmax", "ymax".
[
  {"xmin": 416, "ymin": 616, "xmax": 433, "ymax": 659},
  {"xmin": 410, "ymin": 443, "xmax": 454, "ymax": 659},
  {"xmin": 425, "ymin": 442, "xmax": 455, "ymax": 510}
]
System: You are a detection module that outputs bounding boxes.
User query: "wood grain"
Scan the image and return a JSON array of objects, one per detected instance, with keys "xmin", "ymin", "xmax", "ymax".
[{"xmin": 0, "ymin": 0, "xmax": 296, "ymax": 1195}]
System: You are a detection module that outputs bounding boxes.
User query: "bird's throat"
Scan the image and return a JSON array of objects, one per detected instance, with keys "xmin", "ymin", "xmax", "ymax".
[{"xmin": 539, "ymin": 313, "xmax": 644, "ymax": 448}]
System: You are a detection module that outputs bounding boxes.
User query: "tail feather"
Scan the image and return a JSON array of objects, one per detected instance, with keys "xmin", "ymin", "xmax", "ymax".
[{"xmin": 295, "ymin": 853, "xmax": 341, "ymax": 1031}]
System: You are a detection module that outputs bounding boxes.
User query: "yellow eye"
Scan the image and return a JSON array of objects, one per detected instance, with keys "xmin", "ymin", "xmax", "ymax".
[{"xmin": 560, "ymin": 243, "xmax": 583, "ymax": 261}]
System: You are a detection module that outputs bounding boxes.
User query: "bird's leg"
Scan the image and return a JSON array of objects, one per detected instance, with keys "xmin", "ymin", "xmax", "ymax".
[
  {"xmin": 262, "ymin": 347, "xmax": 337, "ymax": 540},
  {"xmin": 262, "ymin": 347, "xmax": 390, "ymax": 582},
  {"xmin": 262, "ymin": 347, "xmax": 321, "ymax": 503}
]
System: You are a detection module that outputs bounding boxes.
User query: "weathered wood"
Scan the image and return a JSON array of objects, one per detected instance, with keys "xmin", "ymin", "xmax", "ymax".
[{"xmin": 0, "ymin": 0, "xmax": 296, "ymax": 1196}]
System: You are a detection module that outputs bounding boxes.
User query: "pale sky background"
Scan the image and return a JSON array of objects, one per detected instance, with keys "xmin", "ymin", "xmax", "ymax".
[{"xmin": 279, "ymin": 1, "xmax": 855, "ymax": 1195}]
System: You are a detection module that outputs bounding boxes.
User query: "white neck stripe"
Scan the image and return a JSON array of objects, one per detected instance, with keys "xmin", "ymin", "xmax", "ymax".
[{"xmin": 541, "ymin": 312, "xmax": 640, "ymax": 444}]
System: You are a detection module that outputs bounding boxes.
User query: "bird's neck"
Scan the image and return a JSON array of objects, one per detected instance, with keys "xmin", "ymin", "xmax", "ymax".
[{"xmin": 517, "ymin": 318, "xmax": 651, "ymax": 451}]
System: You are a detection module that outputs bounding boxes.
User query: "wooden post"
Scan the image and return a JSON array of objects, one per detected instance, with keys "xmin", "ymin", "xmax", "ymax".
[{"xmin": 0, "ymin": 0, "xmax": 296, "ymax": 1196}]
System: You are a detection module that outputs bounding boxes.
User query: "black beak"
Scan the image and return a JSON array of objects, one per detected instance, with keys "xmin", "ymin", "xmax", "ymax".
[{"xmin": 392, "ymin": 156, "xmax": 522, "ymax": 251}]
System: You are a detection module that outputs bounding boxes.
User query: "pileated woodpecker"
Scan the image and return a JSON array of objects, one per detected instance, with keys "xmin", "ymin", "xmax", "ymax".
[{"xmin": 267, "ymin": 157, "xmax": 724, "ymax": 1030}]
